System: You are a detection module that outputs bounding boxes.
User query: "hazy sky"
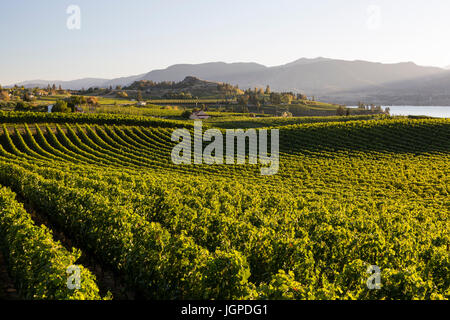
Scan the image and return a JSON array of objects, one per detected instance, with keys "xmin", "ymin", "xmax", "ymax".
[{"xmin": 1, "ymin": 0, "xmax": 449, "ymax": 85}]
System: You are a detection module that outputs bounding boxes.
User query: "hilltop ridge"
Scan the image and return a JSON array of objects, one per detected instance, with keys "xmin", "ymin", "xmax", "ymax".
[{"xmin": 124, "ymin": 76, "xmax": 243, "ymax": 98}]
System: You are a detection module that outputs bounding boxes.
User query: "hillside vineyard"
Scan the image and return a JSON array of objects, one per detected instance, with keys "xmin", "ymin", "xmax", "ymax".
[
  {"xmin": 0, "ymin": 112, "xmax": 448, "ymax": 299},
  {"xmin": 171, "ymin": 121, "xmax": 280, "ymax": 175}
]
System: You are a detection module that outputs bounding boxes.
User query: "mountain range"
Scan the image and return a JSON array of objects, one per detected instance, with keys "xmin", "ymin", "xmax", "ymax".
[{"xmin": 10, "ymin": 58, "xmax": 450, "ymax": 105}]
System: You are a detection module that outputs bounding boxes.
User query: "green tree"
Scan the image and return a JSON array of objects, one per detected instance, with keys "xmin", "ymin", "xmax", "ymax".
[
  {"xmin": 52, "ymin": 100, "xmax": 70, "ymax": 113},
  {"xmin": 281, "ymin": 93, "xmax": 293, "ymax": 105},
  {"xmin": 237, "ymin": 95, "xmax": 249, "ymax": 106},
  {"xmin": 181, "ymin": 110, "xmax": 192, "ymax": 119},
  {"xmin": 337, "ymin": 106, "xmax": 346, "ymax": 116},
  {"xmin": 270, "ymin": 93, "xmax": 282, "ymax": 105},
  {"xmin": 15, "ymin": 101, "xmax": 31, "ymax": 111},
  {"xmin": 256, "ymin": 101, "xmax": 261, "ymax": 113}
]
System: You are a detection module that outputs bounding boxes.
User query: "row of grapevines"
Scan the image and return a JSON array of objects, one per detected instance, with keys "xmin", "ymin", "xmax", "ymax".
[
  {"xmin": 0, "ymin": 161, "xmax": 254, "ymax": 299},
  {"xmin": 0, "ymin": 110, "xmax": 193, "ymax": 128},
  {"xmin": 0, "ymin": 186, "xmax": 104, "ymax": 299}
]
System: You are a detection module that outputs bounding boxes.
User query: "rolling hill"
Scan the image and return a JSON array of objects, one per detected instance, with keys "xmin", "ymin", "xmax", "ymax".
[
  {"xmin": 320, "ymin": 71, "xmax": 450, "ymax": 105},
  {"xmin": 137, "ymin": 59, "xmax": 445, "ymax": 96},
  {"xmin": 9, "ymin": 58, "xmax": 450, "ymax": 105}
]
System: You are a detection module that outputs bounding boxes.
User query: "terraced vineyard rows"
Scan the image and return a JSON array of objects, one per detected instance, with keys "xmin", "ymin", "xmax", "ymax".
[{"xmin": 0, "ymin": 113, "xmax": 448, "ymax": 300}]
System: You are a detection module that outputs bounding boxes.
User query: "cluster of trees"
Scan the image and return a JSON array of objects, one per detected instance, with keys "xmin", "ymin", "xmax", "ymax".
[
  {"xmin": 15, "ymin": 101, "xmax": 37, "ymax": 111},
  {"xmin": 337, "ymin": 106, "xmax": 351, "ymax": 116},
  {"xmin": 0, "ymin": 85, "xmax": 38, "ymax": 110},
  {"xmin": 269, "ymin": 92, "xmax": 308, "ymax": 104},
  {"xmin": 236, "ymin": 88, "xmax": 266, "ymax": 112},
  {"xmin": 51, "ymin": 96, "xmax": 99, "ymax": 113},
  {"xmin": 181, "ymin": 110, "xmax": 192, "ymax": 119},
  {"xmin": 0, "ymin": 84, "xmax": 69, "ymax": 104},
  {"xmin": 336, "ymin": 103, "xmax": 390, "ymax": 117},
  {"xmin": 125, "ymin": 79, "xmax": 206, "ymax": 91},
  {"xmin": 125, "ymin": 80, "xmax": 179, "ymax": 90},
  {"xmin": 0, "ymin": 82, "xmax": 106, "ymax": 114},
  {"xmin": 268, "ymin": 92, "xmax": 292, "ymax": 105},
  {"xmin": 357, "ymin": 102, "xmax": 383, "ymax": 112},
  {"xmin": 44, "ymin": 84, "xmax": 67, "ymax": 95},
  {"xmin": 0, "ymin": 86, "xmax": 33, "ymax": 102},
  {"xmin": 52, "ymin": 100, "xmax": 71, "ymax": 113},
  {"xmin": 124, "ymin": 79, "xmax": 244, "ymax": 100},
  {"xmin": 236, "ymin": 86, "xmax": 310, "ymax": 112},
  {"xmin": 217, "ymin": 83, "xmax": 243, "ymax": 98},
  {"xmin": 357, "ymin": 102, "xmax": 390, "ymax": 115},
  {"xmin": 162, "ymin": 92, "xmax": 195, "ymax": 100},
  {"xmin": 0, "ymin": 100, "xmax": 44, "ymax": 112}
]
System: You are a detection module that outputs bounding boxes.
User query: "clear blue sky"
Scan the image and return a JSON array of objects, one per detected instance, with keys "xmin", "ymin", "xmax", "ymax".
[{"xmin": 1, "ymin": 0, "xmax": 449, "ymax": 85}]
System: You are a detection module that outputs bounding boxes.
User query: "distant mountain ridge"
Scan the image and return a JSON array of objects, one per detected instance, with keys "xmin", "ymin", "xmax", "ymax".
[
  {"xmin": 12, "ymin": 78, "xmax": 109, "ymax": 90},
  {"xmin": 320, "ymin": 70, "xmax": 450, "ymax": 105},
  {"xmin": 8, "ymin": 58, "xmax": 450, "ymax": 105}
]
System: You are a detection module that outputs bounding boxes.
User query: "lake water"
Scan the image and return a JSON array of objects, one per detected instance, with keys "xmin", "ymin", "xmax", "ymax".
[
  {"xmin": 386, "ymin": 106, "xmax": 450, "ymax": 118},
  {"xmin": 349, "ymin": 106, "xmax": 450, "ymax": 118}
]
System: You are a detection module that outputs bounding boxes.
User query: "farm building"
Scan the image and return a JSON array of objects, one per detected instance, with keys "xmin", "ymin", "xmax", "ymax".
[
  {"xmin": 189, "ymin": 110, "xmax": 210, "ymax": 120},
  {"xmin": 74, "ymin": 105, "xmax": 84, "ymax": 113}
]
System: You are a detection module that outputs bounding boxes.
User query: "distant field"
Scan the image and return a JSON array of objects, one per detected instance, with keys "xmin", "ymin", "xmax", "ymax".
[
  {"xmin": 96, "ymin": 98, "xmax": 136, "ymax": 106},
  {"xmin": 2, "ymin": 94, "xmax": 384, "ymax": 121},
  {"xmin": 84, "ymin": 104, "xmax": 183, "ymax": 117},
  {"xmin": 34, "ymin": 94, "xmax": 69, "ymax": 105},
  {"xmin": 146, "ymin": 99, "xmax": 236, "ymax": 104}
]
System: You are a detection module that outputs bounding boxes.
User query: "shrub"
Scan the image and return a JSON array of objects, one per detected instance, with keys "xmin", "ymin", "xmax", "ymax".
[
  {"xmin": 181, "ymin": 110, "xmax": 192, "ymax": 119},
  {"xmin": 52, "ymin": 100, "xmax": 71, "ymax": 113},
  {"xmin": 15, "ymin": 101, "xmax": 32, "ymax": 111}
]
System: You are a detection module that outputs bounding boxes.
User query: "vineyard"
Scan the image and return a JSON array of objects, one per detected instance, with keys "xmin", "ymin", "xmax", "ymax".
[{"xmin": 0, "ymin": 111, "xmax": 448, "ymax": 300}]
